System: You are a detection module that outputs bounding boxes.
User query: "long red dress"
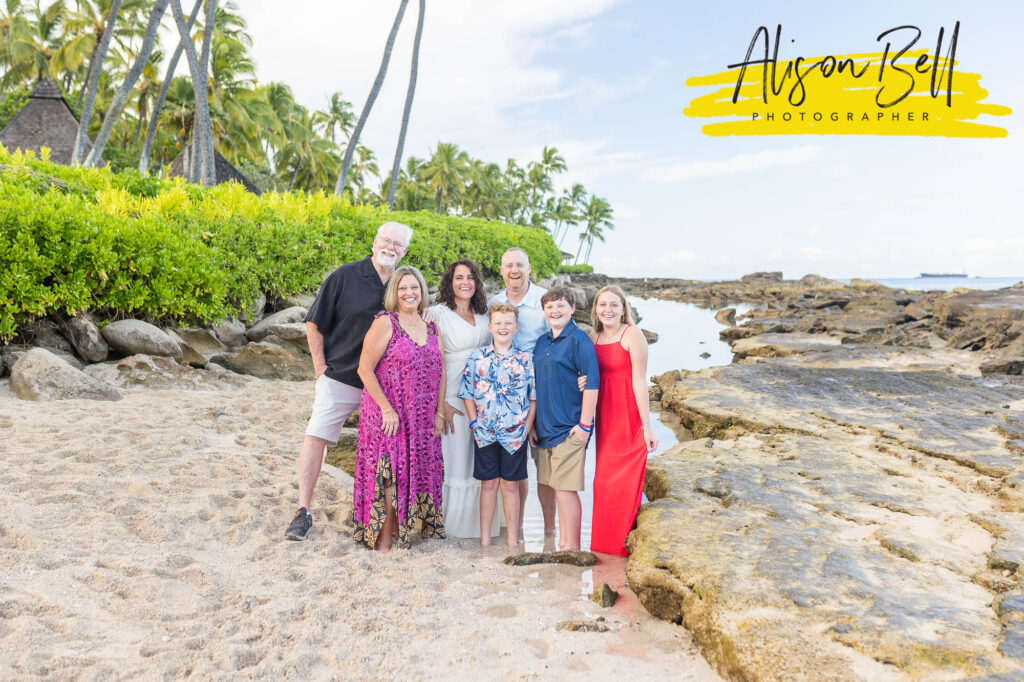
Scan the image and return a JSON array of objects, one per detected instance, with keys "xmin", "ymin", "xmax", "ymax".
[{"xmin": 591, "ymin": 327, "xmax": 648, "ymax": 557}]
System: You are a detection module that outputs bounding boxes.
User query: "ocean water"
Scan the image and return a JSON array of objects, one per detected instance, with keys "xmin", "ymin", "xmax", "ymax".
[{"xmin": 845, "ymin": 276, "xmax": 1024, "ymax": 291}]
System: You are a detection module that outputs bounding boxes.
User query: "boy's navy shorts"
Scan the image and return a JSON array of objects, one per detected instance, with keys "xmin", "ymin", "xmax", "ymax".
[{"xmin": 473, "ymin": 441, "xmax": 528, "ymax": 482}]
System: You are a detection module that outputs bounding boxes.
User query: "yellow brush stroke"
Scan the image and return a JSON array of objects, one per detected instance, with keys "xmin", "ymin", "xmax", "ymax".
[{"xmin": 685, "ymin": 50, "xmax": 1011, "ymax": 137}]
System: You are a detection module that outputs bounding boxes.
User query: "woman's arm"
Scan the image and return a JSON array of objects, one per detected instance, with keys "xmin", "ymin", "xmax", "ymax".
[
  {"xmin": 626, "ymin": 326, "xmax": 658, "ymax": 452},
  {"xmin": 357, "ymin": 316, "xmax": 398, "ymax": 436}
]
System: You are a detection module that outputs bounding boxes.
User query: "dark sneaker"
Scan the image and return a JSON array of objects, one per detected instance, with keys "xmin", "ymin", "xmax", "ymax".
[{"xmin": 285, "ymin": 507, "xmax": 312, "ymax": 541}]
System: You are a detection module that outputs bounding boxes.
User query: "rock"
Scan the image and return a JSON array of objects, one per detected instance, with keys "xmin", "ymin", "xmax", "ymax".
[
  {"xmin": 576, "ymin": 321, "xmax": 594, "ymax": 335},
  {"xmin": 281, "ymin": 293, "xmax": 317, "ymax": 310},
  {"xmin": 101, "ymin": 320, "xmax": 182, "ymax": 361},
  {"xmin": 503, "ymin": 551, "xmax": 598, "ymax": 567},
  {"xmin": 270, "ymin": 322, "xmax": 310, "ymax": 354},
  {"xmin": 588, "ymin": 583, "xmax": 619, "ymax": 608},
  {"xmin": 933, "ymin": 287, "xmax": 1024, "ymax": 351},
  {"xmin": 555, "ymin": 620, "xmax": 609, "ymax": 633},
  {"xmin": 225, "ymin": 339, "xmax": 313, "ymax": 381},
  {"xmin": 641, "ymin": 328, "xmax": 658, "ymax": 344},
  {"xmin": 164, "ymin": 329, "xmax": 206, "ymax": 367},
  {"xmin": 0, "ymin": 350, "xmax": 5, "ymax": 378},
  {"xmin": 904, "ymin": 302, "xmax": 931, "ymax": 321},
  {"xmin": 241, "ymin": 292, "xmax": 267, "ymax": 326},
  {"xmin": 799, "ymin": 274, "xmax": 842, "ymax": 288},
  {"xmin": 740, "ymin": 271, "xmax": 783, "ymax": 283},
  {"xmin": 10, "ymin": 348, "xmax": 122, "ymax": 401},
  {"xmin": 324, "ymin": 428, "xmax": 360, "ymax": 476},
  {"xmin": 980, "ymin": 358, "xmax": 1024, "ymax": 377},
  {"xmin": 714, "ymin": 308, "xmax": 736, "ymax": 326},
  {"xmin": 83, "ymin": 354, "xmax": 247, "ymax": 390},
  {"xmin": 698, "ymin": 351, "xmax": 710, "ymax": 359},
  {"xmin": 649, "ymin": 383, "xmax": 663, "ymax": 402},
  {"xmin": 60, "ymin": 314, "xmax": 108, "ymax": 363},
  {"xmin": 720, "ymin": 327, "xmax": 759, "ymax": 343},
  {"xmin": 209, "ymin": 318, "xmax": 247, "ymax": 347},
  {"xmin": 173, "ymin": 327, "xmax": 228, "ymax": 358},
  {"xmin": 23, "ymin": 319, "xmax": 74, "ymax": 355},
  {"xmin": 246, "ymin": 306, "xmax": 308, "ymax": 342},
  {"xmin": 2, "ymin": 343, "xmax": 83, "ymax": 370}
]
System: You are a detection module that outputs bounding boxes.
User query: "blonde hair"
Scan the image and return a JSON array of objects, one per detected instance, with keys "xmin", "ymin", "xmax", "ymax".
[
  {"xmin": 590, "ymin": 285, "xmax": 635, "ymax": 333},
  {"xmin": 488, "ymin": 301, "xmax": 519, "ymax": 321},
  {"xmin": 384, "ymin": 266, "xmax": 429, "ymax": 313}
]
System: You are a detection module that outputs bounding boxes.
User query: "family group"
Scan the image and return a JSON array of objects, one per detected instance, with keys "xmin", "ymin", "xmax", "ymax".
[{"xmin": 284, "ymin": 221, "xmax": 657, "ymax": 557}]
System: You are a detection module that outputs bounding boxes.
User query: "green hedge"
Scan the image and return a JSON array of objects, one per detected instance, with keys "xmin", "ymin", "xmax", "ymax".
[
  {"xmin": 0, "ymin": 146, "xmax": 560, "ymax": 340},
  {"xmin": 557, "ymin": 264, "xmax": 594, "ymax": 274}
]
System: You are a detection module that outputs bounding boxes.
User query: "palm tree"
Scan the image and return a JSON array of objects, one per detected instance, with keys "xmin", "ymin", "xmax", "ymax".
[
  {"xmin": 575, "ymin": 195, "xmax": 614, "ymax": 265},
  {"xmin": 387, "ymin": 0, "xmax": 424, "ymax": 209},
  {"xmin": 138, "ymin": 0, "xmax": 200, "ymax": 173},
  {"xmin": 548, "ymin": 194, "xmax": 579, "ymax": 245},
  {"xmin": 421, "ymin": 142, "xmax": 468, "ymax": 214},
  {"xmin": 560, "ymin": 183, "xmax": 587, "ymax": 246},
  {"xmin": 170, "ymin": 0, "xmax": 213, "ymax": 184},
  {"xmin": 334, "ymin": 0, "xmax": 408, "ymax": 195},
  {"xmin": 85, "ymin": 0, "xmax": 169, "ymax": 166},
  {"xmin": 313, "ymin": 92, "xmax": 354, "ymax": 144},
  {"xmin": 73, "ymin": 0, "xmax": 122, "ymax": 164},
  {"xmin": 188, "ymin": 0, "xmax": 215, "ymax": 179}
]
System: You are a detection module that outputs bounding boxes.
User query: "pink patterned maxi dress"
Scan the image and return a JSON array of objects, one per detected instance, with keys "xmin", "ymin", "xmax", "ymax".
[{"xmin": 354, "ymin": 311, "xmax": 446, "ymax": 548}]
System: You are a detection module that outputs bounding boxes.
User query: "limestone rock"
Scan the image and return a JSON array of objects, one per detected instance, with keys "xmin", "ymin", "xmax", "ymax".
[
  {"xmin": 83, "ymin": 354, "xmax": 247, "ymax": 390},
  {"xmin": 588, "ymin": 584, "xmax": 619, "ymax": 608},
  {"xmin": 2, "ymin": 343, "xmax": 83, "ymax": 370},
  {"xmin": 981, "ymin": 357, "xmax": 1024, "ymax": 377},
  {"xmin": 324, "ymin": 427, "xmax": 359, "ymax": 476},
  {"xmin": 226, "ymin": 338, "xmax": 313, "ymax": 381},
  {"xmin": 641, "ymin": 328, "xmax": 658, "ymax": 344},
  {"xmin": 714, "ymin": 308, "xmax": 736, "ymax": 326},
  {"xmin": 101, "ymin": 320, "xmax": 182, "ymax": 360},
  {"xmin": 503, "ymin": 551, "xmax": 598, "ymax": 567},
  {"xmin": 555, "ymin": 620, "xmax": 609, "ymax": 633},
  {"xmin": 173, "ymin": 327, "xmax": 228, "ymax": 357},
  {"xmin": 60, "ymin": 314, "xmax": 108, "ymax": 363},
  {"xmin": 164, "ymin": 329, "xmax": 206, "ymax": 367},
  {"xmin": 209, "ymin": 318, "xmax": 247, "ymax": 347},
  {"xmin": 246, "ymin": 306, "xmax": 308, "ymax": 342},
  {"xmin": 240, "ymin": 291, "xmax": 267, "ymax": 326},
  {"xmin": 23, "ymin": 319, "xmax": 74, "ymax": 355},
  {"xmin": 270, "ymin": 323, "xmax": 310, "ymax": 354},
  {"xmin": 10, "ymin": 348, "xmax": 122, "ymax": 401}
]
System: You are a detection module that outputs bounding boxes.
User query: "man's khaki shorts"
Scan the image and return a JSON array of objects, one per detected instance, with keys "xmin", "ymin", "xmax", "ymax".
[{"xmin": 536, "ymin": 435, "xmax": 587, "ymax": 491}]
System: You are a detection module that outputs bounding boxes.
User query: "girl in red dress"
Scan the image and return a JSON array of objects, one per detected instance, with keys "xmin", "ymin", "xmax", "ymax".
[{"xmin": 588, "ymin": 286, "xmax": 658, "ymax": 556}]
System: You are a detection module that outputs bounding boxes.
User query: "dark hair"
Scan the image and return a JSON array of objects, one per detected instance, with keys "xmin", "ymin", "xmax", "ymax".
[
  {"xmin": 541, "ymin": 286, "xmax": 576, "ymax": 308},
  {"xmin": 436, "ymin": 259, "xmax": 487, "ymax": 314}
]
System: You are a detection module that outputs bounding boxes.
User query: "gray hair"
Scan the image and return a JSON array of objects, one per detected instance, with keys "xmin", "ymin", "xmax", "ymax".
[
  {"xmin": 377, "ymin": 221, "xmax": 413, "ymax": 243},
  {"xmin": 501, "ymin": 247, "xmax": 530, "ymax": 265}
]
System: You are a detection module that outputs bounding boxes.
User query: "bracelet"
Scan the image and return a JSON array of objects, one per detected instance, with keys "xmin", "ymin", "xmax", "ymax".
[
  {"xmin": 469, "ymin": 419, "xmax": 478, "ymax": 428},
  {"xmin": 578, "ymin": 422, "xmax": 592, "ymax": 433}
]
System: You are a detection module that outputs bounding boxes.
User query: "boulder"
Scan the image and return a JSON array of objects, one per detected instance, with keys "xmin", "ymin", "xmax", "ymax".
[
  {"xmin": 2, "ymin": 343, "xmax": 83, "ymax": 370},
  {"xmin": 60, "ymin": 314, "xmax": 108, "ymax": 363},
  {"xmin": 83, "ymin": 354, "xmax": 247, "ymax": 390},
  {"xmin": 101, "ymin": 320, "xmax": 182, "ymax": 360},
  {"xmin": 209, "ymin": 318, "xmax": 247, "ymax": 347},
  {"xmin": 980, "ymin": 357, "xmax": 1024, "ymax": 377},
  {"xmin": 173, "ymin": 327, "xmax": 228, "ymax": 357},
  {"xmin": 246, "ymin": 306, "xmax": 308, "ymax": 342},
  {"xmin": 642, "ymin": 328, "xmax": 658, "ymax": 344},
  {"xmin": 714, "ymin": 308, "xmax": 736, "ymax": 326},
  {"xmin": 240, "ymin": 292, "xmax": 267, "ymax": 326},
  {"xmin": 740, "ymin": 271, "xmax": 783, "ymax": 283},
  {"xmin": 10, "ymin": 348, "xmax": 122, "ymax": 401},
  {"xmin": 164, "ymin": 329, "xmax": 206, "ymax": 367},
  {"xmin": 0, "ymin": 350, "xmax": 6, "ymax": 378},
  {"xmin": 280, "ymin": 293, "xmax": 317, "ymax": 310},
  {"xmin": 22, "ymin": 319, "xmax": 74, "ymax": 355},
  {"xmin": 225, "ymin": 338, "xmax": 314, "ymax": 381},
  {"xmin": 324, "ymin": 427, "xmax": 359, "ymax": 476},
  {"xmin": 270, "ymin": 323, "xmax": 310, "ymax": 354}
]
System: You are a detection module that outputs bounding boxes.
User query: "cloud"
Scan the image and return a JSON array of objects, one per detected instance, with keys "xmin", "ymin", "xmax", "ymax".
[{"xmin": 639, "ymin": 145, "xmax": 822, "ymax": 183}]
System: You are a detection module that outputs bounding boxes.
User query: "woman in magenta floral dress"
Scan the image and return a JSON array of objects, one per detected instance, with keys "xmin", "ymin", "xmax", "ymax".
[{"xmin": 355, "ymin": 266, "xmax": 447, "ymax": 551}]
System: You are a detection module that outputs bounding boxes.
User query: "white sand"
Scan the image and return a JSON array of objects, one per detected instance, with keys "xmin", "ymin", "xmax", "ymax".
[{"xmin": 0, "ymin": 378, "xmax": 719, "ymax": 680}]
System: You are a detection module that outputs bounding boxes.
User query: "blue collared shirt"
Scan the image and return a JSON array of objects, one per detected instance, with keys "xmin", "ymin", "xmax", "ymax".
[
  {"xmin": 458, "ymin": 344, "xmax": 536, "ymax": 454},
  {"xmin": 533, "ymin": 319, "xmax": 600, "ymax": 449},
  {"xmin": 489, "ymin": 283, "xmax": 549, "ymax": 354}
]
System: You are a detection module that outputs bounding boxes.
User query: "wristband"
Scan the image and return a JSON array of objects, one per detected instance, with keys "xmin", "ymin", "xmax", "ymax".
[
  {"xmin": 578, "ymin": 422, "xmax": 592, "ymax": 433},
  {"xmin": 469, "ymin": 419, "xmax": 478, "ymax": 428}
]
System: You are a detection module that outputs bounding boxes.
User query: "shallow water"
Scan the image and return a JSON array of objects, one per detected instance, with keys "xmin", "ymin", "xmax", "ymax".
[{"xmin": 519, "ymin": 298, "xmax": 745, "ymax": 551}]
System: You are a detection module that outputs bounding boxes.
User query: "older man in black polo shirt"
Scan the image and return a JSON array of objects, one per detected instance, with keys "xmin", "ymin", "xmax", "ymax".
[{"xmin": 285, "ymin": 221, "xmax": 413, "ymax": 540}]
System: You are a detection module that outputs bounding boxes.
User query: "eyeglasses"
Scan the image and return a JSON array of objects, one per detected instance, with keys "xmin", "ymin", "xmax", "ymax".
[{"xmin": 376, "ymin": 236, "xmax": 408, "ymax": 251}]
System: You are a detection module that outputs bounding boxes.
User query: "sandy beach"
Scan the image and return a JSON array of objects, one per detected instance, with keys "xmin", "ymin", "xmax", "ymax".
[{"xmin": 0, "ymin": 377, "xmax": 719, "ymax": 681}]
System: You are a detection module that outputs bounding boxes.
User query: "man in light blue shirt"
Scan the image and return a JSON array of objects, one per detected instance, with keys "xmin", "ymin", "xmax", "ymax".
[{"xmin": 489, "ymin": 247, "xmax": 553, "ymax": 536}]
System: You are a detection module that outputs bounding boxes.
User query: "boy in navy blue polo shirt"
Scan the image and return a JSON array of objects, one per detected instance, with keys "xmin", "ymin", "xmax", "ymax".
[{"xmin": 531, "ymin": 286, "xmax": 599, "ymax": 551}]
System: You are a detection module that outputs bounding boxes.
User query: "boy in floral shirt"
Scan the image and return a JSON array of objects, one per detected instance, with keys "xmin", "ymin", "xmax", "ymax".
[{"xmin": 459, "ymin": 302, "xmax": 536, "ymax": 550}]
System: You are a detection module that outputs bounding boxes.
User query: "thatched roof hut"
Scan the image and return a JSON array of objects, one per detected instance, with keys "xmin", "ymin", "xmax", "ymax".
[
  {"xmin": 169, "ymin": 144, "xmax": 262, "ymax": 195},
  {"xmin": 0, "ymin": 79, "xmax": 99, "ymax": 165}
]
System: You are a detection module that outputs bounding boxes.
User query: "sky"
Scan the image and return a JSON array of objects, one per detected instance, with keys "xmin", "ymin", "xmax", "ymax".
[{"xmin": 241, "ymin": 0, "xmax": 1023, "ymax": 280}]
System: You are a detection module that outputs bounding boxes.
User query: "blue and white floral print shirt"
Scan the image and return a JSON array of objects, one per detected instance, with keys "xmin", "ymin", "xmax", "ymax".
[{"xmin": 458, "ymin": 344, "xmax": 536, "ymax": 454}]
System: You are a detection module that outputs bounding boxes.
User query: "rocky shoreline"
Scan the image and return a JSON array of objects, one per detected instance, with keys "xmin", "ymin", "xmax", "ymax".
[{"xmin": 611, "ymin": 272, "xmax": 1024, "ymax": 680}]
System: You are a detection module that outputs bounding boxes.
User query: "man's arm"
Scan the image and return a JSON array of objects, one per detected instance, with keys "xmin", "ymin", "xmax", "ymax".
[{"xmin": 306, "ymin": 321, "xmax": 327, "ymax": 379}]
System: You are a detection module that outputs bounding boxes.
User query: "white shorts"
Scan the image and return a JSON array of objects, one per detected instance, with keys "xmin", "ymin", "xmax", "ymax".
[{"xmin": 305, "ymin": 375, "xmax": 363, "ymax": 444}]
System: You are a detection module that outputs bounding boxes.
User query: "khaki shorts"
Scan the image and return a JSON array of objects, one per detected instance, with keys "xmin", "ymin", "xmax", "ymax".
[{"xmin": 536, "ymin": 436, "xmax": 587, "ymax": 491}]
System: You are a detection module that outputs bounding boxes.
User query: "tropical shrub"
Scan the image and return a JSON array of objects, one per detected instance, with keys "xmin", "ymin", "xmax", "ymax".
[
  {"xmin": 0, "ymin": 147, "xmax": 560, "ymax": 340},
  {"xmin": 557, "ymin": 264, "xmax": 594, "ymax": 274}
]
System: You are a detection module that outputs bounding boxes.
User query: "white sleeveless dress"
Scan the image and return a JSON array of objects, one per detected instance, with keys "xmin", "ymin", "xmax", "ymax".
[{"xmin": 429, "ymin": 304, "xmax": 499, "ymax": 538}]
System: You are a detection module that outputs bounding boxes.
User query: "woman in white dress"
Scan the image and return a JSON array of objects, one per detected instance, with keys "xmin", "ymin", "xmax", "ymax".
[{"xmin": 429, "ymin": 259, "xmax": 497, "ymax": 538}]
